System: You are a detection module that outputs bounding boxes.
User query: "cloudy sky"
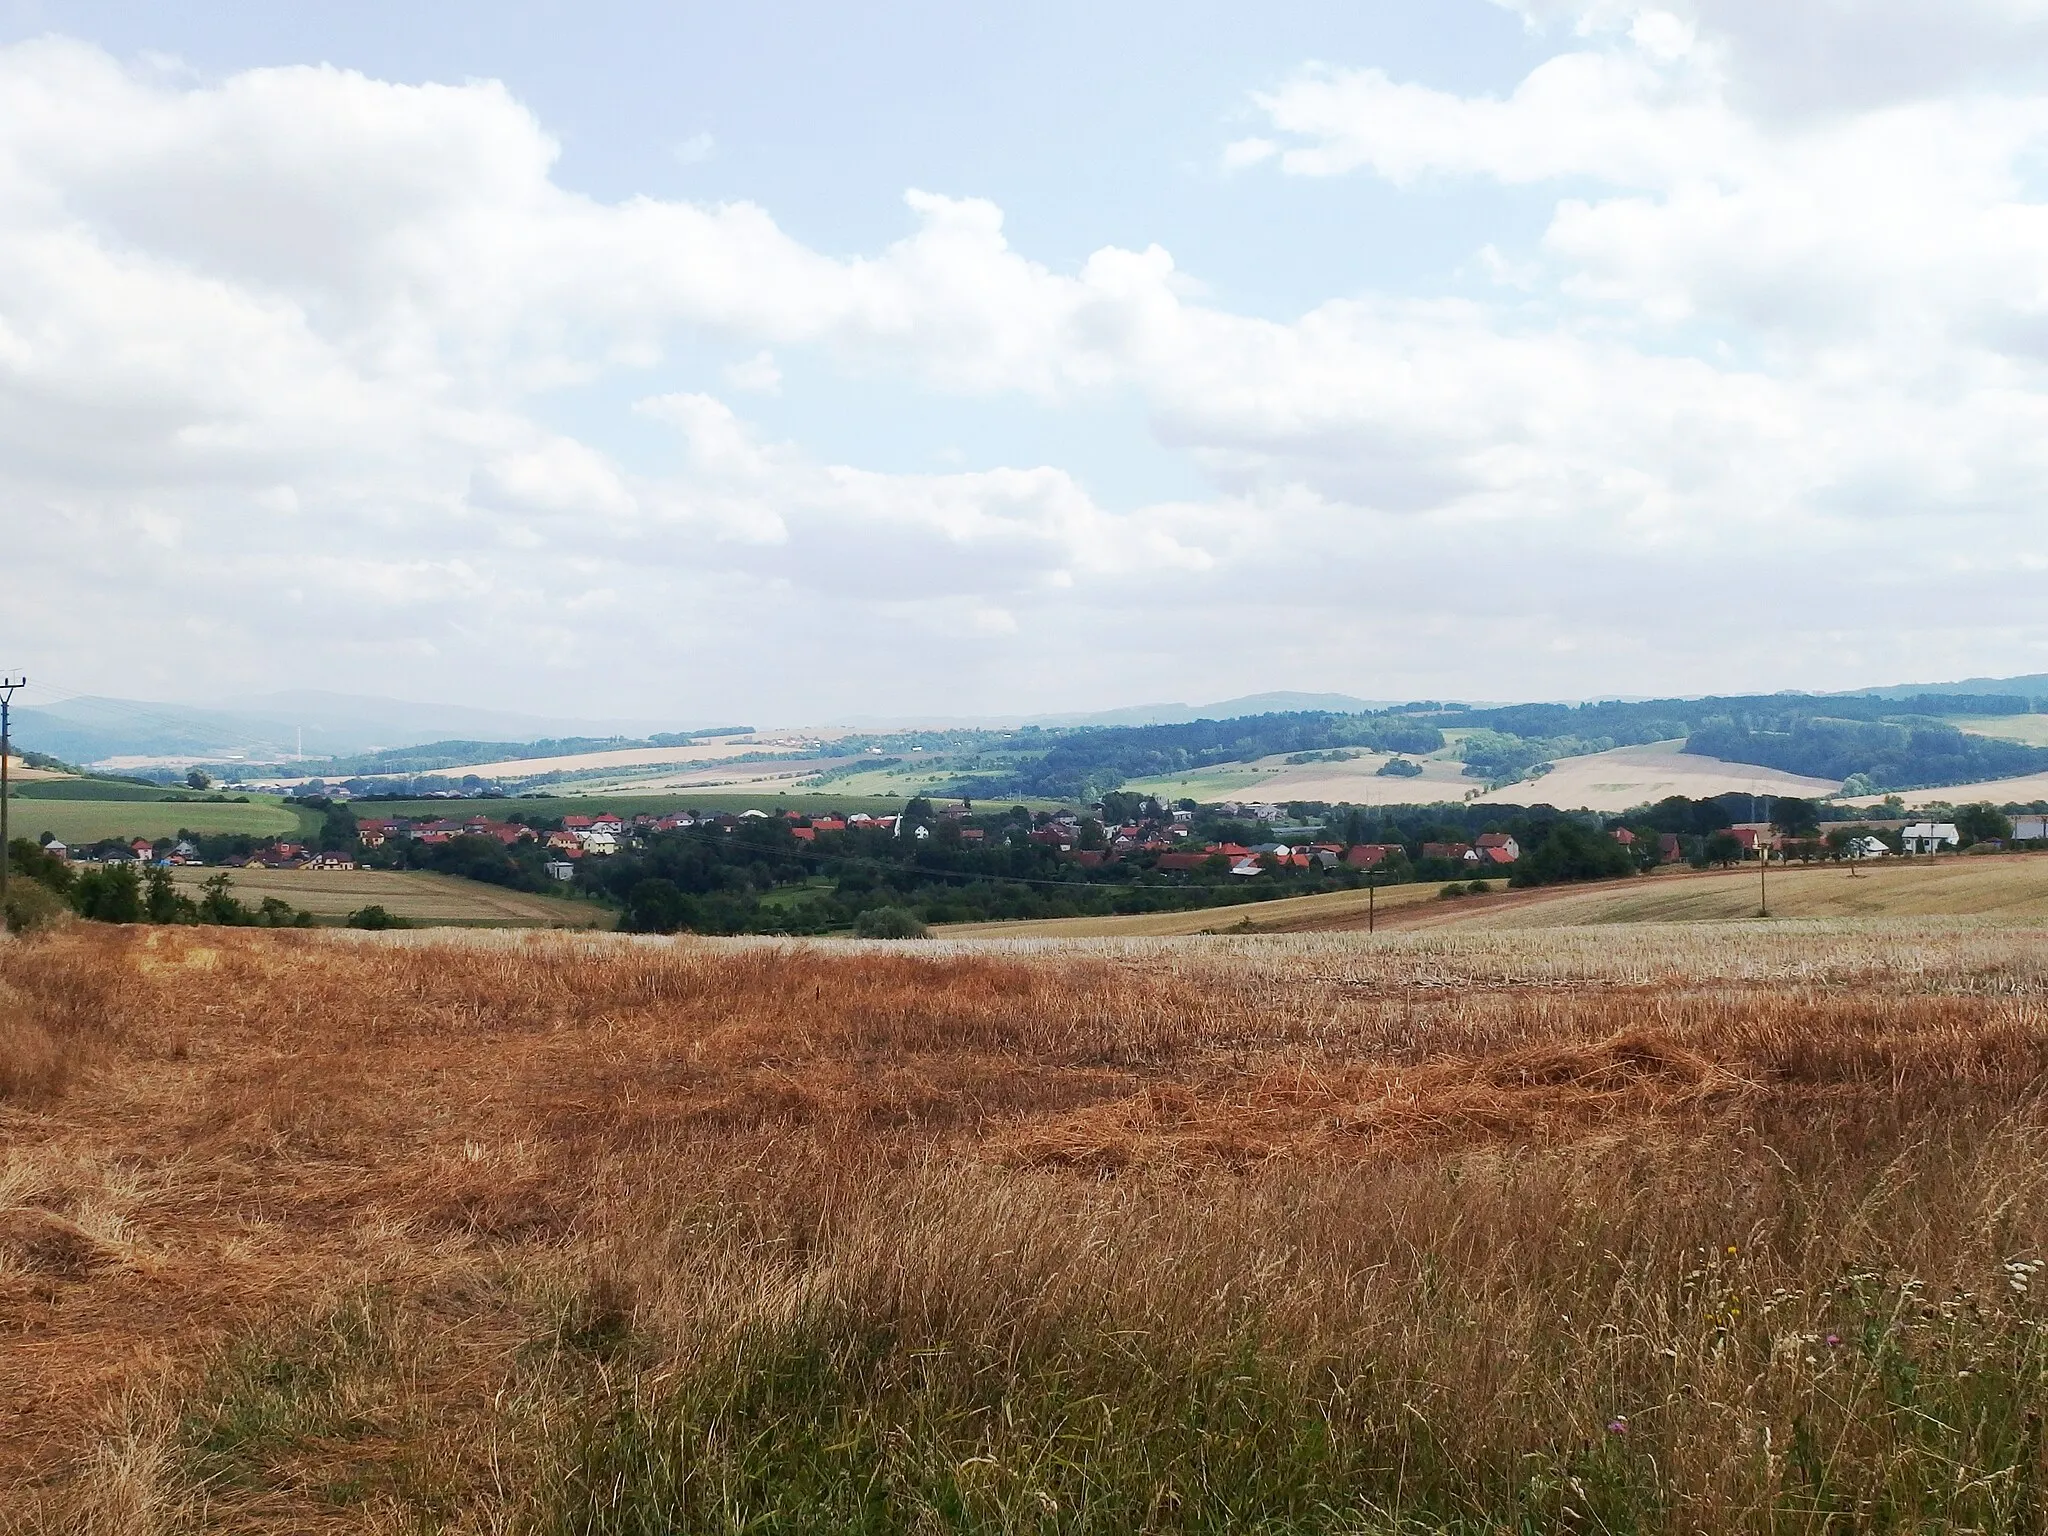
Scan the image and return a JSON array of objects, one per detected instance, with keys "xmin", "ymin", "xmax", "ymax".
[{"xmin": 6, "ymin": 0, "xmax": 2048, "ymax": 722}]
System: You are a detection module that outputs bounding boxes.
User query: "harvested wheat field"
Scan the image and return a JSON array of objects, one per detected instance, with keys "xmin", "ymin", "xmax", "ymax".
[
  {"xmin": 164, "ymin": 867, "xmax": 606, "ymax": 927},
  {"xmin": 11, "ymin": 922, "xmax": 2048, "ymax": 1532}
]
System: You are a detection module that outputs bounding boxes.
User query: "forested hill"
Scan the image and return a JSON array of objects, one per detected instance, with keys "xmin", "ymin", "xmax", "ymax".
[
  {"xmin": 955, "ymin": 692, "xmax": 2048, "ymax": 801},
  {"xmin": 1684, "ymin": 719, "xmax": 2047, "ymax": 791},
  {"xmin": 1434, "ymin": 693, "xmax": 2048, "ymax": 792}
]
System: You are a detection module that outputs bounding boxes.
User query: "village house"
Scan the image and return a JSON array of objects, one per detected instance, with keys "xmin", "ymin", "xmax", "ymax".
[
  {"xmin": 1902, "ymin": 822, "xmax": 1961, "ymax": 854},
  {"xmin": 1344, "ymin": 843, "xmax": 1400, "ymax": 870},
  {"xmin": 304, "ymin": 850, "xmax": 357, "ymax": 871}
]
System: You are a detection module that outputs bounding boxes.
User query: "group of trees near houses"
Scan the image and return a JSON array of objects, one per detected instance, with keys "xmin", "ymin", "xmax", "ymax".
[
  {"xmin": 581, "ymin": 795, "xmax": 1784, "ymax": 936},
  {"xmin": 2, "ymin": 838, "xmax": 313, "ymax": 931}
]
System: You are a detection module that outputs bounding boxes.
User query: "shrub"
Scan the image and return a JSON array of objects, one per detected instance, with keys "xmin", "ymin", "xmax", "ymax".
[
  {"xmin": 2, "ymin": 878, "xmax": 70, "ymax": 933},
  {"xmin": 853, "ymin": 905, "xmax": 929, "ymax": 939},
  {"xmin": 346, "ymin": 905, "xmax": 407, "ymax": 931}
]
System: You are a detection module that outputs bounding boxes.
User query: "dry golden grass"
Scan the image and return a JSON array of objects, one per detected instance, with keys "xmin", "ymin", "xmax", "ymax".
[
  {"xmin": 938, "ymin": 877, "xmax": 1454, "ymax": 937},
  {"xmin": 959, "ymin": 852, "xmax": 2048, "ymax": 940},
  {"xmin": 9, "ymin": 922, "xmax": 2048, "ymax": 1530},
  {"xmin": 1408, "ymin": 851, "xmax": 2048, "ymax": 929}
]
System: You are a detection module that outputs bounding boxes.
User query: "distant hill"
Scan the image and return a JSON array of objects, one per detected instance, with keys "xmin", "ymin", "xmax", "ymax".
[
  {"xmin": 13, "ymin": 691, "xmax": 680, "ymax": 765},
  {"xmin": 1027, "ymin": 692, "xmax": 1406, "ymax": 727},
  {"xmin": 1843, "ymin": 674, "xmax": 2048, "ymax": 702}
]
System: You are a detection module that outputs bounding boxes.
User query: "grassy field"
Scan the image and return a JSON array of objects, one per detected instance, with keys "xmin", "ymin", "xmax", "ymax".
[
  {"xmin": 2, "ymin": 798, "xmax": 304, "ymax": 845},
  {"xmin": 1949, "ymin": 712, "xmax": 2048, "ymax": 746},
  {"xmin": 10, "ymin": 778, "xmax": 237, "ymax": 802},
  {"xmin": 13, "ymin": 922, "xmax": 2048, "ymax": 1531},
  {"xmin": 164, "ymin": 867, "xmax": 608, "ymax": 927}
]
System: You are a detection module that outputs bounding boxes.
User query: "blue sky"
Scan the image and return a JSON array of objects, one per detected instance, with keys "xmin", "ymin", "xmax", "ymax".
[{"xmin": 6, "ymin": 1, "xmax": 2048, "ymax": 721}]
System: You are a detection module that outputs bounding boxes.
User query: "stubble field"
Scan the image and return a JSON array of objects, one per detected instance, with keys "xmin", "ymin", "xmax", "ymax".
[
  {"xmin": 10, "ymin": 920, "xmax": 2048, "ymax": 1532},
  {"xmin": 164, "ymin": 867, "xmax": 606, "ymax": 927}
]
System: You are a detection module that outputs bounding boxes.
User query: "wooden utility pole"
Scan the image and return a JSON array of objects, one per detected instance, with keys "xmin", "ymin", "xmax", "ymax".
[
  {"xmin": 0, "ymin": 675, "xmax": 23, "ymax": 925},
  {"xmin": 1758, "ymin": 842, "xmax": 1769, "ymax": 918},
  {"xmin": 1367, "ymin": 868, "xmax": 1376, "ymax": 933}
]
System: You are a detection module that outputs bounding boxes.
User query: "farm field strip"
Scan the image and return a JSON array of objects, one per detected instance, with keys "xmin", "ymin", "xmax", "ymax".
[
  {"xmin": 409, "ymin": 735, "xmax": 842, "ymax": 781},
  {"xmin": 1124, "ymin": 749, "xmax": 1476, "ymax": 806},
  {"xmin": 1841, "ymin": 768, "xmax": 2048, "ymax": 808},
  {"xmin": 1469, "ymin": 742, "xmax": 1839, "ymax": 809},
  {"xmin": 164, "ymin": 866, "xmax": 606, "ymax": 925},
  {"xmin": 1949, "ymin": 713, "xmax": 2048, "ymax": 747},
  {"xmin": 1402, "ymin": 854, "xmax": 2048, "ymax": 929},
  {"xmin": 940, "ymin": 853, "xmax": 2048, "ymax": 938},
  {"xmin": 1, "ymin": 798, "xmax": 303, "ymax": 844},
  {"xmin": 937, "ymin": 878, "xmax": 1452, "ymax": 937}
]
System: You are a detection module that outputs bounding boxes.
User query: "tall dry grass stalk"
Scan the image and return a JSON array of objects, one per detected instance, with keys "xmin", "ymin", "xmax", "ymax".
[{"xmin": 6, "ymin": 923, "xmax": 2048, "ymax": 1531}]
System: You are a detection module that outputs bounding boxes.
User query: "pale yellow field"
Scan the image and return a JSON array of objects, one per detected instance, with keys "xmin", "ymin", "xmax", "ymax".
[
  {"xmin": 1840, "ymin": 771, "xmax": 2048, "ymax": 809},
  {"xmin": 418, "ymin": 738, "xmax": 825, "ymax": 780},
  {"xmin": 1125, "ymin": 751, "xmax": 1479, "ymax": 805},
  {"xmin": 937, "ymin": 879, "xmax": 1455, "ymax": 938},
  {"xmin": 1952, "ymin": 714, "xmax": 2048, "ymax": 746},
  {"xmin": 1, "ymin": 757, "xmax": 71, "ymax": 781},
  {"xmin": 167, "ymin": 866, "xmax": 607, "ymax": 926},
  {"xmin": 1408, "ymin": 852, "xmax": 2048, "ymax": 929},
  {"xmin": 940, "ymin": 852, "xmax": 2048, "ymax": 939},
  {"xmin": 1471, "ymin": 742, "xmax": 1838, "ymax": 810},
  {"xmin": 569, "ymin": 760, "xmax": 840, "ymax": 794}
]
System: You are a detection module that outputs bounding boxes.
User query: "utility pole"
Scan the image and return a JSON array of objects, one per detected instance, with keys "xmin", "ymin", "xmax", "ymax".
[
  {"xmin": 1367, "ymin": 867, "xmax": 1376, "ymax": 933},
  {"xmin": 0, "ymin": 675, "xmax": 22, "ymax": 926},
  {"xmin": 1758, "ymin": 842, "xmax": 1769, "ymax": 918}
]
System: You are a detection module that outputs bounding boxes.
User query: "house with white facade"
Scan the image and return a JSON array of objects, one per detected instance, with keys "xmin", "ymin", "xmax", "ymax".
[{"xmin": 1901, "ymin": 822, "xmax": 1960, "ymax": 854}]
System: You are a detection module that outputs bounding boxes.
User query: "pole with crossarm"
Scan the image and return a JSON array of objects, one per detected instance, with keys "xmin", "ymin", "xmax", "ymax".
[{"xmin": 0, "ymin": 676, "xmax": 23, "ymax": 926}]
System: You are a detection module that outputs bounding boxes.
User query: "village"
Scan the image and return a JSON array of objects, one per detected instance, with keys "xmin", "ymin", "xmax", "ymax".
[{"xmin": 26, "ymin": 791, "xmax": 1980, "ymax": 889}]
